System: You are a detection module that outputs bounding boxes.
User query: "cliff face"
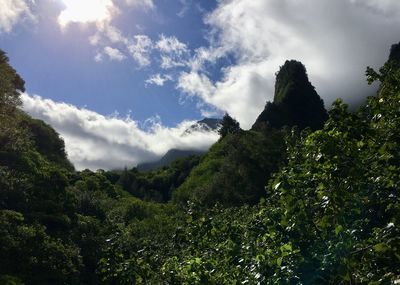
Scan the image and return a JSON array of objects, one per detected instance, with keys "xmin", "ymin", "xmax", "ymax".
[{"xmin": 253, "ymin": 60, "xmax": 327, "ymax": 130}]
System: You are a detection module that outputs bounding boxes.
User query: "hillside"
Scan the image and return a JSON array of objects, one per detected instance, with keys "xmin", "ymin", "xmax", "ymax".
[{"xmin": 137, "ymin": 148, "xmax": 204, "ymax": 171}]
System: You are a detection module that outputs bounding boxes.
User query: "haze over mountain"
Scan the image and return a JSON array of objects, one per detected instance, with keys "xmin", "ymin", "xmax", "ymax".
[{"xmin": 138, "ymin": 117, "xmax": 221, "ymax": 171}]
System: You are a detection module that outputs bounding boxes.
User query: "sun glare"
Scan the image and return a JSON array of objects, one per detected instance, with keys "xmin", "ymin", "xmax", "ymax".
[{"xmin": 58, "ymin": 0, "xmax": 114, "ymax": 27}]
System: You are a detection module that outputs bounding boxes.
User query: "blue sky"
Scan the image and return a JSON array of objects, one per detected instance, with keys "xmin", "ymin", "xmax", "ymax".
[
  {"xmin": 1, "ymin": 0, "xmax": 400, "ymax": 169},
  {"xmin": 1, "ymin": 0, "xmax": 220, "ymax": 126}
]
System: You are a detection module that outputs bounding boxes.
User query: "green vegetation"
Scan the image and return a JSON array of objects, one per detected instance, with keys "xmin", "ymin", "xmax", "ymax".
[
  {"xmin": 137, "ymin": 149, "xmax": 204, "ymax": 172},
  {"xmin": 173, "ymin": 127, "xmax": 286, "ymax": 206},
  {"xmin": 1, "ymin": 42, "xmax": 400, "ymax": 284},
  {"xmin": 118, "ymin": 154, "xmax": 202, "ymax": 201},
  {"xmin": 218, "ymin": 113, "xmax": 241, "ymax": 138}
]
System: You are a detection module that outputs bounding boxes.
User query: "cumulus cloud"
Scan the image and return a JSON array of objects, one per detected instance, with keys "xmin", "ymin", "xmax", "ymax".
[
  {"xmin": 21, "ymin": 93, "xmax": 219, "ymax": 170},
  {"xmin": 178, "ymin": 61, "xmax": 273, "ymax": 127},
  {"xmin": 0, "ymin": 0, "xmax": 34, "ymax": 33},
  {"xmin": 145, "ymin": 74, "xmax": 173, "ymax": 86},
  {"xmin": 177, "ymin": 0, "xmax": 400, "ymax": 128}
]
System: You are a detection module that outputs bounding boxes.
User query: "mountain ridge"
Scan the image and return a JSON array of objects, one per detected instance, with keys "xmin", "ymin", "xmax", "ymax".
[{"xmin": 137, "ymin": 117, "xmax": 221, "ymax": 171}]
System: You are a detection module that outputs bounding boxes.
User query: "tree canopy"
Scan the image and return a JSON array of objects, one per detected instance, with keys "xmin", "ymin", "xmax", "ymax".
[
  {"xmin": 0, "ymin": 50, "xmax": 25, "ymax": 112},
  {"xmin": 218, "ymin": 113, "xmax": 241, "ymax": 138}
]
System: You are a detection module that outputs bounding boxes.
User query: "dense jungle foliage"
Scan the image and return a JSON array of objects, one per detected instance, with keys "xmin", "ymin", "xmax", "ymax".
[{"xmin": 0, "ymin": 42, "xmax": 399, "ymax": 284}]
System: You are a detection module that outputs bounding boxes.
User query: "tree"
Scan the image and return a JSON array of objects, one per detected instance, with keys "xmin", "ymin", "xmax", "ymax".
[
  {"xmin": 0, "ymin": 50, "xmax": 29, "ymax": 154},
  {"xmin": 388, "ymin": 41, "xmax": 400, "ymax": 63},
  {"xmin": 218, "ymin": 113, "xmax": 241, "ymax": 138},
  {"xmin": 0, "ymin": 50, "xmax": 25, "ymax": 112}
]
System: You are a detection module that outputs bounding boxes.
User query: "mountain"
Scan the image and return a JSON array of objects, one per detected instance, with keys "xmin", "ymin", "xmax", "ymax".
[
  {"xmin": 137, "ymin": 118, "xmax": 221, "ymax": 171},
  {"xmin": 18, "ymin": 112, "xmax": 74, "ymax": 171},
  {"xmin": 137, "ymin": 148, "xmax": 204, "ymax": 172},
  {"xmin": 182, "ymin": 118, "xmax": 221, "ymax": 135},
  {"xmin": 253, "ymin": 60, "xmax": 327, "ymax": 130}
]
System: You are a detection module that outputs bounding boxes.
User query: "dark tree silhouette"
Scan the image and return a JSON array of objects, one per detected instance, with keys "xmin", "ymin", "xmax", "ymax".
[
  {"xmin": 218, "ymin": 113, "xmax": 241, "ymax": 138},
  {"xmin": 389, "ymin": 41, "xmax": 400, "ymax": 63}
]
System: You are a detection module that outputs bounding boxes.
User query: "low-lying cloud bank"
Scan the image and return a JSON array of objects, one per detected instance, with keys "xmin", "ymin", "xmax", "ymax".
[{"xmin": 21, "ymin": 94, "xmax": 219, "ymax": 170}]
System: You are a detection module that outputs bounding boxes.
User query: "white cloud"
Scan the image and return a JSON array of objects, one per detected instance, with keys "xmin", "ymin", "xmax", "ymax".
[
  {"xmin": 178, "ymin": 62, "xmax": 271, "ymax": 127},
  {"xmin": 124, "ymin": 0, "xmax": 154, "ymax": 10},
  {"xmin": 21, "ymin": 93, "xmax": 218, "ymax": 170},
  {"xmin": 88, "ymin": 24, "xmax": 131, "ymax": 63},
  {"xmin": 89, "ymin": 26, "xmax": 153, "ymax": 67},
  {"xmin": 156, "ymin": 34, "xmax": 190, "ymax": 69},
  {"xmin": 94, "ymin": 52, "xmax": 103, "ymax": 62},
  {"xmin": 0, "ymin": 0, "xmax": 34, "ymax": 33},
  {"xmin": 178, "ymin": 72, "xmax": 216, "ymax": 100},
  {"xmin": 89, "ymin": 33, "xmax": 101, "ymax": 46},
  {"xmin": 177, "ymin": 0, "xmax": 190, "ymax": 18},
  {"xmin": 88, "ymin": 27, "xmax": 191, "ymax": 70},
  {"xmin": 60, "ymin": 0, "xmax": 159, "ymax": 68},
  {"xmin": 200, "ymin": 108, "xmax": 222, "ymax": 119},
  {"xmin": 90, "ymin": 24, "xmax": 128, "ymax": 45},
  {"xmin": 160, "ymin": 55, "xmax": 187, "ymax": 69},
  {"xmin": 88, "ymin": 25, "xmax": 191, "ymax": 71},
  {"xmin": 177, "ymin": 0, "xmax": 400, "ymax": 129},
  {"xmin": 127, "ymin": 35, "xmax": 153, "ymax": 67},
  {"xmin": 156, "ymin": 34, "xmax": 188, "ymax": 55},
  {"xmin": 145, "ymin": 74, "xmax": 173, "ymax": 86},
  {"xmin": 104, "ymin": 46, "xmax": 126, "ymax": 61}
]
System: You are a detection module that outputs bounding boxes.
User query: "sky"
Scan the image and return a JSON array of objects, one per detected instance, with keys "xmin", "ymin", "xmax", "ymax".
[{"xmin": 1, "ymin": 0, "xmax": 400, "ymax": 170}]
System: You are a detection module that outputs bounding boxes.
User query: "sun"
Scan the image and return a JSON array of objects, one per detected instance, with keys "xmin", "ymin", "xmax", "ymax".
[{"xmin": 58, "ymin": 0, "xmax": 114, "ymax": 27}]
